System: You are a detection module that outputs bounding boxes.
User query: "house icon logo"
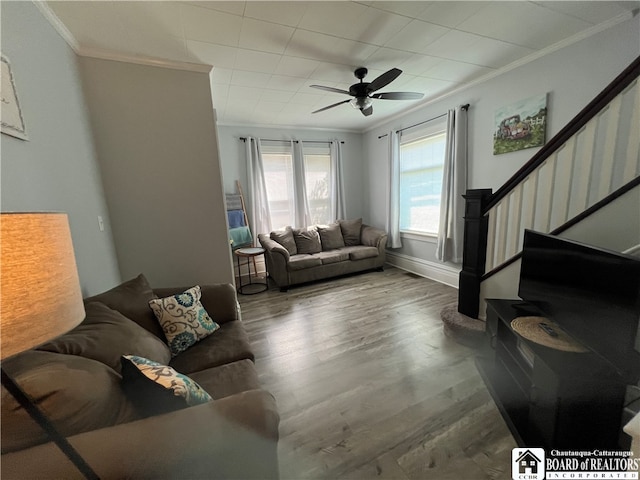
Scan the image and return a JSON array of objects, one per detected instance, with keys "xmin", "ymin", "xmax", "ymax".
[{"xmin": 512, "ymin": 448, "xmax": 545, "ymax": 480}]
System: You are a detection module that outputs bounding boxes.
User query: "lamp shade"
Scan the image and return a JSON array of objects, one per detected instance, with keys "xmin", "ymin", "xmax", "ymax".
[{"xmin": 1, "ymin": 213, "xmax": 85, "ymax": 360}]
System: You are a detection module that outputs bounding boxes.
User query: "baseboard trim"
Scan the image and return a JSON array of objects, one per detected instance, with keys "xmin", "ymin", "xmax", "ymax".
[{"xmin": 386, "ymin": 252, "xmax": 460, "ymax": 288}]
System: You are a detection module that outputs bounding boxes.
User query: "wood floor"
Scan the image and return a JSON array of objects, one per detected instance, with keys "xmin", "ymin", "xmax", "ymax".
[{"xmin": 238, "ymin": 267, "xmax": 516, "ymax": 480}]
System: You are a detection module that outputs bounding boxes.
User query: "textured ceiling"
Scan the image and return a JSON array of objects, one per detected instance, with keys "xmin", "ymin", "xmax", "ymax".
[{"xmin": 45, "ymin": 1, "xmax": 640, "ymax": 131}]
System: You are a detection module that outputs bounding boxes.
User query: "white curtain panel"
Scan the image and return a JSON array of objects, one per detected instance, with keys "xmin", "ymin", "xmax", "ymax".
[
  {"xmin": 292, "ymin": 140, "xmax": 311, "ymax": 228},
  {"xmin": 330, "ymin": 140, "xmax": 347, "ymax": 221},
  {"xmin": 386, "ymin": 130, "xmax": 402, "ymax": 248},
  {"xmin": 245, "ymin": 137, "xmax": 272, "ymax": 237},
  {"xmin": 436, "ymin": 107, "xmax": 468, "ymax": 263}
]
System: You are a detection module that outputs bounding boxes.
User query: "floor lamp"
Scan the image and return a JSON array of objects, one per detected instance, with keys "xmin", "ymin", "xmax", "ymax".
[{"xmin": 1, "ymin": 212, "xmax": 99, "ymax": 479}]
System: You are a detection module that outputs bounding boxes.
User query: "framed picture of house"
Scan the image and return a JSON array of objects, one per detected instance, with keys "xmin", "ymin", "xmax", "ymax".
[
  {"xmin": 493, "ymin": 93, "xmax": 547, "ymax": 155},
  {"xmin": 1, "ymin": 55, "xmax": 28, "ymax": 140}
]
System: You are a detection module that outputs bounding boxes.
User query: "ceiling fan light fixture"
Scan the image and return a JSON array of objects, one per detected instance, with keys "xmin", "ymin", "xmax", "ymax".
[{"xmin": 350, "ymin": 96, "xmax": 372, "ymax": 110}]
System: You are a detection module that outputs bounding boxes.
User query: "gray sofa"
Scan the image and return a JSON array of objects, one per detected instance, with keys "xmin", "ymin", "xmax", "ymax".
[
  {"xmin": 258, "ymin": 218, "xmax": 387, "ymax": 291},
  {"xmin": 1, "ymin": 274, "xmax": 279, "ymax": 479}
]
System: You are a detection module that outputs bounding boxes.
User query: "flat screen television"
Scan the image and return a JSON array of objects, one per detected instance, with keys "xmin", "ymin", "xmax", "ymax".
[{"xmin": 518, "ymin": 229, "xmax": 640, "ymax": 383}]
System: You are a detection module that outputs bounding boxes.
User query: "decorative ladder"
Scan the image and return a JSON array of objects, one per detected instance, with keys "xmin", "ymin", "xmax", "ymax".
[{"xmin": 459, "ymin": 56, "xmax": 640, "ymax": 319}]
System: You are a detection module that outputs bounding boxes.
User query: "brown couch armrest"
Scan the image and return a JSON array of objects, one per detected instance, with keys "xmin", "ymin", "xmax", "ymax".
[
  {"xmin": 258, "ymin": 234, "xmax": 291, "ymax": 288},
  {"xmin": 1, "ymin": 390, "xmax": 280, "ymax": 480},
  {"xmin": 153, "ymin": 283, "xmax": 239, "ymax": 325},
  {"xmin": 258, "ymin": 234, "xmax": 290, "ymax": 262},
  {"xmin": 361, "ymin": 225, "xmax": 388, "ymax": 249}
]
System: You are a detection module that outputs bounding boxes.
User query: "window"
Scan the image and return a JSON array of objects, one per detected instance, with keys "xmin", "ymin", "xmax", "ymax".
[
  {"xmin": 262, "ymin": 145, "xmax": 295, "ymax": 229},
  {"xmin": 303, "ymin": 145, "xmax": 331, "ymax": 225},
  {"xmin": 261, "ymin": 142, "xmax": 331, "ymax": 230},
  {"xmin": 399, "ymin": 121, "xmax": 447, "ymax": 235}
]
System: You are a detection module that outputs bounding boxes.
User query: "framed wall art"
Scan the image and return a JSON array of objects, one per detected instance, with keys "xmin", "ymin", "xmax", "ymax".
[
  {"xmin": 493, "ymin": 93, "xmax": 547, "ymax": 155},
  {"xmin": 1, "ymin": 55, "xmax": 28, "ymax": 140}
]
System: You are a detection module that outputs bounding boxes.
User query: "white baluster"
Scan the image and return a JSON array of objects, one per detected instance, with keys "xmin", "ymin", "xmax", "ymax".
[
  {"xmin": 550, "ymin": 141, "xmax": 575, "ymax": 229},
  {"xmin": 485, "ymin": 209, "xmax": 497, "ymax": 273},
  {"xmin": 572, "ymin": 120, "xmax": 597, "ymax": 215},
  {"xmin": 599, "ymin": 94, "xmax": 623, "ymax": 198},
  {"xmin": 533, "ymin": 158, "xmax": 556, "ymax": 232},
  {"xmin": 623, "ymin": 80, "xmax": 640, "ymax": 183}
]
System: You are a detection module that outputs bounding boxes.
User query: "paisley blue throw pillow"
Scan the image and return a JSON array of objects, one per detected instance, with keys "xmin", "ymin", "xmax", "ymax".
[
  {"xmin": 121, "ymin": 355, "xmax": 212, "ymax": 416},
  {"xmin": 148, "ymin": 285, "xmax": 220, "ymax": 356}
]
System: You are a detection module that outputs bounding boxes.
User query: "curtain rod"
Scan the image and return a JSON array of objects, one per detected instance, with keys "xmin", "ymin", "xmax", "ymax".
[
  {"xmin": 377, "ymin": 103, "xmax": 470, "ymax": 139},
  {"xmin": 239, "ymin": 137, "xmax": 344, "ymax": 144}
]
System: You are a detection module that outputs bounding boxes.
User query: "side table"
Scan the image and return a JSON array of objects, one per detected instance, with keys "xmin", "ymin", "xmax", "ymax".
[{"xmin": 234, "ymin": 247, "xmax": 267, "ymax": 295}]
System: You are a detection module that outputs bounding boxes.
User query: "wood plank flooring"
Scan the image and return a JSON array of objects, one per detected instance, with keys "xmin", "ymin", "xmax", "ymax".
[{"xmin": 238, "ymin": 267, "xmax": 516, "ymax": 479}]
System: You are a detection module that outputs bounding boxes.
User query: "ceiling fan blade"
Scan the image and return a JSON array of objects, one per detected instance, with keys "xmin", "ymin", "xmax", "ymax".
[
  {"xmin": 309, "ymin": 85, "xmax": 351, "ymax": 95},
  {"xmin": 312, "ymin": 99, "xmax": 351, "ymax": 114},
  {"xmin": 361, "ymin": 105, "xmax": 373, "ymax": 116},
  {"xmin": 366, "ymin": 68, "xmax": 402, "ymax": 93},
  {"xmin": 371, "ymin": 92, "xmax": 424, "ymax": 100}
]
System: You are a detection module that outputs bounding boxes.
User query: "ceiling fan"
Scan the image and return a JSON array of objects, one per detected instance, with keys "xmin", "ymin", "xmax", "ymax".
[{"xmin": 310, "ymin": 67, "xmax": 424, "ymax": 117}]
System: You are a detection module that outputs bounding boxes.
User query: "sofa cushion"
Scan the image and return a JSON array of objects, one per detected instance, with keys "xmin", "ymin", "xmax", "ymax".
[
  {"xmin": 149, "ymin": 285, "xmax": 220, "ymax": 356},
  {"xmin": 189, "ymin": 359, "xmax": 261, "ymax": 400},
  {"xmin": 293, "ymin": 227, "xmax": 322, "ymax": 254},
  {"xmin": 270, "ymin": 226, "xmax": 297, "ymax": 255},
  {"xmin": 339, "ymin": 218, "xmax": 363, "ymax": 246},
  {"xmin": 121, "ymin": 355, "xmax": 212, "ymax": 417},
  {"xmin": 315, "ymin": 250, "xmax": 349, "ymax": 265},
  {"xmin": 38, "ymin": 302, "xmax": 171, "ymax": 373},
  {"xmin": 169, "ymin": 320, "xmax": 254, "ymax": 374},
  {"xmin": 1, "ymin": 350, "xmax": 138, "ymax": 454},
  {"xmin": 317, "ymin": 223, "xmax": 346, "ymax": 250},
  {"xmin": 84, "ymin": 273, "xmax": 164, "ymax": 340},
  {"xmin": 288, "ymin": 254, "xmax": 323, "ymax": 271},
  {"xmin": 343, "ymin": 245, "xmax": 380, "ymax": 260}
]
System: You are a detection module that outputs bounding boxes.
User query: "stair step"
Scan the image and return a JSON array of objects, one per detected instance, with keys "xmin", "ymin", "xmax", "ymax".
[{"xmin": 440, "ymin": 305, "xmax": 485, "ymax": 348}]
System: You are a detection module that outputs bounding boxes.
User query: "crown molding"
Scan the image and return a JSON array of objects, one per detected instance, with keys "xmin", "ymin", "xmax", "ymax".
[
  {"xmin": 76, "ymin": 48, "xmax": 212, "ymax": 74},
  {"xmin": 32, "ymin": 0, "xmax": 79, "ymax": 52},
  {"xmin": 32, "ymin": 0, "xmax": 212, "ymax": 74},
  {"xmin": 365, "ymin": 10, "xmax": 637, "ymax": 134},
  {"xmin": 217, "ymin": 120, "xmax": 361, "ymax": 134}
]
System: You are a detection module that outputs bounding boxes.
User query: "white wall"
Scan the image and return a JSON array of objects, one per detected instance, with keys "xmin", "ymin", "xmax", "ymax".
[
  {"xmin": 363, "ymin": 15, "xmax": 640, "ymax": 273},
  {"xmin": 0, "ymin": 1, "xmax": 120, "ymax": 296},
  {"xmin": 79, "ymin": 58, "xmax": 234, "ymax": 288},
  {"xmin": 217, "ymin": 125, "xmax": 365, "ymax": 226}
]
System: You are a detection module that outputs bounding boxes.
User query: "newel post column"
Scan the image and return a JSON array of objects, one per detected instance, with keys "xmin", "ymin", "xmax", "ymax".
[{"xmin": 458, "ymin": 188, "xmax": 492, "ymax": 318}]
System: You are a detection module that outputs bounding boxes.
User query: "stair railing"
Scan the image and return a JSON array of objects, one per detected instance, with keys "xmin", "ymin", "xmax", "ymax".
[{"xmin": 459, "ymin": 56, "xmax": 640, "ymax": 318}]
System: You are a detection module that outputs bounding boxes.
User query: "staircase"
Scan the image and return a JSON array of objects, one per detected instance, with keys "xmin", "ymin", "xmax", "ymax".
[{"xmin": 459, "ymin": 55, "xmax": 640, "ymax": 320}]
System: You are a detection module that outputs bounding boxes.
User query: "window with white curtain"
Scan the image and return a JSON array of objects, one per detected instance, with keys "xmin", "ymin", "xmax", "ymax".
[
  {"xmin": 303, "ymin": 144, "xmax": 331, "ymax": 225},
  {"xmin": 261, "ymin": 144, "xmax": 295, "ymax": 229},
  {"xmin": 261, "ymin": 142, "xmax": 331, "ymax": 230},
  {"xmin": 399, "ymin": 118, "xmax": 447, "ymax": 235}
]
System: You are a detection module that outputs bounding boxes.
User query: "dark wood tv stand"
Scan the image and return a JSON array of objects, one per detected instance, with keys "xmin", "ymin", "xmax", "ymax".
[{"xmin": 476, "ymin": 298, "xmax": 628, "ymax": 450}]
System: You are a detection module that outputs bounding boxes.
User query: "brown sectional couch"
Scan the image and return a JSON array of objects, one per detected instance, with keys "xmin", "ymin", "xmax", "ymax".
[
  {"xmin": 259, "ymin": 218, "xmax": 387, "ymax": 291},
  {"xmin": 1, "ymin": 274, "xmax": 279, "ymax": 479}
]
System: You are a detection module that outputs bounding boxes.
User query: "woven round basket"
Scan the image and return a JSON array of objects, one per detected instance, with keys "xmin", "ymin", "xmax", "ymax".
[{"xmin": 510, "ymin": 316, "xmax": 589, "ymax": 352}]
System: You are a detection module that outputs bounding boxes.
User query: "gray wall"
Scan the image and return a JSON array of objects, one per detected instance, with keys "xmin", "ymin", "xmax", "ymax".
[
  {"xmin": 0, "ymin": 1, "xmax": 120, "ymax": 296},
  {"xmin": 217, "ymin": 125, "xmax": 364, "ymax": 228},
  {"xmin": 362, "ymin": 15, "xmax": 640, "ymax": 271},
  {"xmin": 79, "ymin": 58, "xmax": 234, "ymax": 287}
]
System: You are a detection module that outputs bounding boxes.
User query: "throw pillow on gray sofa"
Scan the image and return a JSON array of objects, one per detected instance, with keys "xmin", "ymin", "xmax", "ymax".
[
  {"xmin": 317, "ymin": 223, "xmax": 346, "ymax": 250},
  {"xmin": 84, "ymin": 273, "xmax": 163, "ymax": 340},
  {"xmin": 293, "ymin": 227, "xmax": 322, "ymax": 254},
  {"xmin": 121, "ymin": 355, "xmax": 212, "ymax": 417},
  {"xmin": 149, "ymin": 286, "xmax": 220, "ymax": 356},
  {"xmin": 339, "ymin": 218, "xmax": 363, "ymax": 246},
  {"xmin": 270, "ymin": 226, "xmax": 297, "ymax": 255},
  {"xmin": 38, "ymin": 301, "xmax": 171, "ymax": 373}
]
